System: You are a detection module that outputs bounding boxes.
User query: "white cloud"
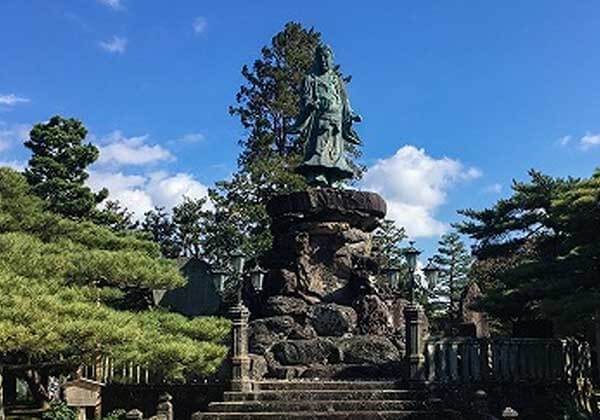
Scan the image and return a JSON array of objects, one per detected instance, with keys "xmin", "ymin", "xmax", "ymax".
[
  {"xmin": 579, "ymin": 133, "xmax": 600, "ymax": 150},
  {"xmin": 97, "ymin": 0, "xmax": 123, "ymax": 10},
  {"xmin": 0, "ymin": 94, "xmax": 30, "ymax": 106},
  {"xmin": 483, "ymin": 183, "xmax": 502, "ymax": 194},
  {"xmin": 97, "ymin": 130, "xmax": 174, "ymax": 166},
  {"xmin": 193, "ymin": 17, "xmax": 208, "ymax": 34},
  {"xmin": 361, "ymin": 145, "xmax": 481, "ymax": 238},
  {"xmin": 0, "ymin": 123, "xmax": 30, "ymax": 152},
  {"xmin": 99, "ymin": 36, "xmax": 127, "ymax": 54},
  {"xmin": 146, "ymin": 171, "xmax": 211, "ymax": 212},
  {"xmin": 88, "ymin": 170, "xmax": 211, "ymax": 220}
]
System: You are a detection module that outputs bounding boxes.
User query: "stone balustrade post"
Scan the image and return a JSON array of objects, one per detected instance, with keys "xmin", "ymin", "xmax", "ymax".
[
  {"xmin": 126, "ymin": 409, "xmax": 144, "ymax": 420},
  {"xmin": 404, "ymin": 303, "xmax": 426, "ymax": 381},
  {"xmin": 502, "ymin": 407, "xmax": 519, "ymax": 419},
  {"xmin": 156, "ymin": 393, "xmax": 173, "ymax": 420},
  {"xmin": 228, "ymin": 302, "xmax": 251, "ymax": 392}
]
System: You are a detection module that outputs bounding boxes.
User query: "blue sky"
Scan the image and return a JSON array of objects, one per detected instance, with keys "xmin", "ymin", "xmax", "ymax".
[{"xmin": 1, "ymin": 0, "xmax": 600, "ymax": 256}]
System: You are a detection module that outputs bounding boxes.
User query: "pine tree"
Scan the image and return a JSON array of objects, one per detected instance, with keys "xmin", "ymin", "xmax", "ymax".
[
  {"xmin": 24, "ymin": 116, "xmax": 107, "ymax": 219},
  {"xmin": 141, "ymin": 207, "xmax": 182, "ymax": 258},
  {"xmin": 0, "ymin": 168, "xmax": 229, "ymax": 406},
  {"xmin": 172, "ymin": 196, "xmax": 208, "ymax": 258},
  {"xmin": 372, "ymin": 220, "xmax": 407, "ymax": 269},
  {"xmin": 93, "ymin": 200, "xmax": 139, "ymax": 231},
  {"xmin": 432, "ymin": 231, "xmax": 472, "ymax": 319}
]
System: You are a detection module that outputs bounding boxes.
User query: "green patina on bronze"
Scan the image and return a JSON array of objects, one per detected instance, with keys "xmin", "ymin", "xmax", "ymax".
[{"xmin": 290, "ymin": 44, "xmax": 362, "ymax": 186}]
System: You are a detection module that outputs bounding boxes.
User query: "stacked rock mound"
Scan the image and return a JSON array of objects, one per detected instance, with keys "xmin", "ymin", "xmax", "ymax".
[{"xmin": 248, "ymin": 188, "xmax": 414, "ymax": 380}]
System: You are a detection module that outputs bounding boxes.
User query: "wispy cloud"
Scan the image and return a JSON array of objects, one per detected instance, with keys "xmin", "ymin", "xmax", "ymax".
[
  {"xmin": 558, "ymin": 135, "xmax": 572, "ymax": 147},
  {"xmin": 0, "ymin": 94, "xmax": 30, "ymax": 107},
  {"xmin": 175, "ymin": 133, "xmax": 205, "ymax": 144},
  {"xmin": 0, "ymin": 160, "xmax": 26, "ymax": 172},
  {"xmin": 483, "ymin": 183, "xmax": 502, "ymax": 194},
  {"xmin": 0, "ymin": 123, "xmax": 31, "ymax": 152},
  {"xmin": 193, "ymin": 17, "xmax": 208, "ymax": 34},
  {"xmin": 99, "ymin": 36, "xmax": 127, "ymax": 54},
  {"xmin": 97, "ymin": 0, "xmax": 123, "ymax": 11}
]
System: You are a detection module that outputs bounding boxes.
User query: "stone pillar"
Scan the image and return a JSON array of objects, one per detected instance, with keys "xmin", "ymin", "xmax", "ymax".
[
  {"xmin": 228, "ymin": 303, "xmax": 251, "ymax": 392},
  {"xmin": 0, "ymin": 370, "xmax": 4, "ymax": 420},
  {"xmin": 156, "ymin": 393, "xmax": 173, "ymax": 420},
  {"xmin": 404, "ymin": 303, "xmax": 426, "ymax": 381}
]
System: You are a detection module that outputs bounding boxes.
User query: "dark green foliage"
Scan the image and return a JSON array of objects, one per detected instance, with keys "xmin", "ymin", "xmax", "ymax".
[
  {"xmin": 457, "ymin": 169, "xmax": 600, "ymax": 333},
  {"xmin": 42, "ymin": 401, "xmax": 77, "ymax": 420},
  {"xmin": 101, "ymin": 410, "xmax": 126, "ymax": 420},
  {"xmin": 432, "ymin": 231, "xmax": 472, "ymax": 319},
  {"xmin": 24, "ymin": 116, "xmax": 107, "ymax": 219}
]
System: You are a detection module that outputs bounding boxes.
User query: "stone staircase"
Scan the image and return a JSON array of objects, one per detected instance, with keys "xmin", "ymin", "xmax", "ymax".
[{"xmin": 192, "ymin": 380, "xmax": 450, "ymax": 419}]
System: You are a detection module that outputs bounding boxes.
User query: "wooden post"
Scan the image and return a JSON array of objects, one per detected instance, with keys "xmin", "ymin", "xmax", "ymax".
[
  {"xmin": 404, "ymin": 303, "xmax": 426, "ymax": 381},
  {"xmin": 228, "ymin": 303, "xmax": 251, "ymax": 392}
]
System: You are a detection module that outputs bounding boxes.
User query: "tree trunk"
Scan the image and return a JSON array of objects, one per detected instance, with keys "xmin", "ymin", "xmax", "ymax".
[{"xmin": 23, "ymin": 370, "xmax": 50, "ymax": 409}]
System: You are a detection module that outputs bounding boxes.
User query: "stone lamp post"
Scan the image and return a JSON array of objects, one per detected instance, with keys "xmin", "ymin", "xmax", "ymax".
[
  {"xmin": 403, "ymin": 241, "xmax": 426, "ymax": 381},
  {"xmin": 212, "ymin": 250, "xmax": 252, "ymax": 393}
]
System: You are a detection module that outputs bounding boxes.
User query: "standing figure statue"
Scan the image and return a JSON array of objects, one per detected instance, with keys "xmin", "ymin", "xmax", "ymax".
[{"xmin": 290, "ymin": 44, "xmax": 362, "ymax": 186}]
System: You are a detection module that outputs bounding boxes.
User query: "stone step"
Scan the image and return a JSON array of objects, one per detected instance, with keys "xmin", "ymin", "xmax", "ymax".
[
  {"xmin": 224, "ymin": 389, "xmax": 427, "ymax": 402},
  {"xmin": 208, "ymin": 400, "xmax": 440, "ymax": 413},
  {"xmin": 255, "ymin": 380, "xmax": 405, "ymax": 391},
  {"xmin": 194, "ymin": 411, "xmax": 447, "ymax": 420}
]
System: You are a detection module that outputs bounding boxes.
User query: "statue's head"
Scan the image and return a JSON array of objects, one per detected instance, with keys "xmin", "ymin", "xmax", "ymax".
[{"xmin": 314, "ymin": 44, "xmax": 334, "ymax": 74}]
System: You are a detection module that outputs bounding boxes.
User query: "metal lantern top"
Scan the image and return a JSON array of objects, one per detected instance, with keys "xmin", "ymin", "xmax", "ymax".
[
  {"xmin": 404, "ymin": 241, "xmax": 421, "ymax": 271},
  {"xmin": 250, "ymin": 265, "xmax": 267, "ymax": 291},
  {"xmin": 385, "ymin": 266, "xmax": 402, "ymax": 290},
  {"xmin": 210, "ymin": 267, "xmax": 227, "ymax": 293},
  {"xmin": 230, "ymin": 249, "xmax": 246, "ymax": 274},
  {"xmin": 422, "ymin": 257, "xmax": 440, "ymax": 287}
]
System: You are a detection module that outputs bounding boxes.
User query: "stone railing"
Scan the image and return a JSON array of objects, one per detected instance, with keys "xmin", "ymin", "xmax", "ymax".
[
  {"xmin": 424, "ymin": 337, "xmax": 592, "ymax": 384},
  {"xmin": 82, "ymin": 357, "xmax": 151, "ymax": 384}
]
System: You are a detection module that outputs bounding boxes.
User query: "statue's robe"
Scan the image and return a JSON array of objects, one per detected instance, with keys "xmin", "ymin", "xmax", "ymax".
[{"xmin": 296, "ymin": 70, "xmax": 357, "ymax": 183}]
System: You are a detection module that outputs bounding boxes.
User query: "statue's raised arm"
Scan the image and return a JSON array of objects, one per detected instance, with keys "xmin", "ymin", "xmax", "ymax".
[{"xmin": 291, "ymin": 44, "xmax": 363, "ymax": 186}]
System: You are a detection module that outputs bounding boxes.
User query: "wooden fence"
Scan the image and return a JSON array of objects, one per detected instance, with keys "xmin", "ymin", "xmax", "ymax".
[{"xmin": 424, "ymin": 338, "xmax": 592, "ymax": 384}]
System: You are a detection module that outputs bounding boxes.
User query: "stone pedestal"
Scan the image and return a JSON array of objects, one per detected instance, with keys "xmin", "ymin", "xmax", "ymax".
[
  {"xmin": 228, "ymin": 303, "xmax": 251, "ymax": 392},
  {"xmin": 404, "ymin": 303, "xmax": 426, "ymax": 381},
  {"xmin": 264, "ymin": 188, "xmax": 386, "ymax": 304},
  {"xmin": 245, "ymin": 188, "xmax": 416, "ymax": 380}
]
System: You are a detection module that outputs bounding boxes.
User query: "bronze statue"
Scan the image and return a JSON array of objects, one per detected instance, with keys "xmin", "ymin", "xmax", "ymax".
[{"xmin": 290, "ymin": 44, "xmax": 362, "ymax": 186}]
